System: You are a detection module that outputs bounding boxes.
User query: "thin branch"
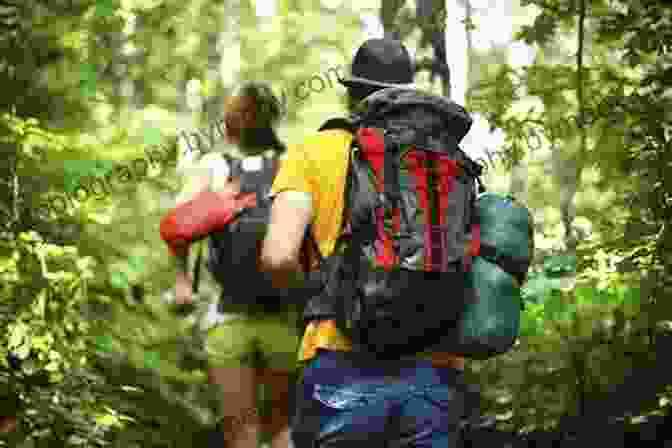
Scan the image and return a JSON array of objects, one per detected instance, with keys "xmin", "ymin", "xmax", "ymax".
[
  {"xmin": 380, "ymin": 0, "xmax": 405, "ymax": 40},
  {"xmin": 577, "ymin": 0, "xmax": 587, "ymax": 157},
  {"xmin": 465, "ymin": 0, "xmax": 473, "ymax": 89},
  {"xmin": 414, "ymin": 57, "xmax": 451, "ymax": 94}
]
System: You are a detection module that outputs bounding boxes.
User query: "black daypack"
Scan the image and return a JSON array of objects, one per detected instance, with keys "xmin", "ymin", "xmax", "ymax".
[
  {"xmin": 205, "ymin": 154, "xmax": 315, "ymax": 313},
  {"xmin": 312, "ymin": 88, "xmax": 484, "ymax": 359},
  {"xmin": 206, "ymin": 155, "xmax": 278, "ymax": 307}
]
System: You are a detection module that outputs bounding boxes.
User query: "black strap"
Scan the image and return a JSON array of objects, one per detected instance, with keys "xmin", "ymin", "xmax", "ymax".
[
  {"xmin": 475, "ymin": 176, "xmax": 486, "ymax": 194},
  {"xmin": 221, "ymin": 153, "xmax": 242, "ymax": 179},
  {"xmin": 306, "ymin": 225, "xmax": 323, "ymax": 263},
  {"xmin": 192, "ymin": 242, "xmax": 203, "ymax": 294},
  {"xmin": 385, "ymin": 138, "xmax": 411, "ymax": 234},
  {"xmin": 318, "ymin": 117, "xmax": 357, "ymax": 134},
  {"xmin": 384, "ymin": 138, "xmax": 401, "ymax": 204},
  {"xmin": 332, "ymin": 138, "xmax": 357, "ymax": 253},
  {"xmin": 479, "ymin": 243, "xmax": 528, "ymax": 286},
  {"xmin": 457, "ymin": 148, "xmax": 484, "ymax": 178},
  {"xmin": 298, "ymin": 224, "xmax": 323, "ymax": 275}
]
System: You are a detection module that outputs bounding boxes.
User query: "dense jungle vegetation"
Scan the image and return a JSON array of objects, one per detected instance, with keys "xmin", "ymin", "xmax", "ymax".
[{"xmin": 0, "ymin": 0, "xmax": 670, "ymax": 446}]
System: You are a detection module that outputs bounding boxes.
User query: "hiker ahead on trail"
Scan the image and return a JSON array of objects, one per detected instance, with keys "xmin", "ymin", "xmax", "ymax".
[{"xmin": 162, "ymin": 81, "xmax": 297, "ymax": 448}]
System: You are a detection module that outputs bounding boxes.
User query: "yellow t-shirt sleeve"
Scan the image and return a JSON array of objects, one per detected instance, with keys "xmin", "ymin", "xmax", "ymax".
[{"xmin": 271, "ymin": 143, "xmax": 314, "ymax": 196}]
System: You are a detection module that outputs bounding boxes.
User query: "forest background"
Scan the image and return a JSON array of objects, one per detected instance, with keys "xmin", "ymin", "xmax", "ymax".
[{"xmin": 0, "ymin": 0, "xmax": 670, "ymax": 446}]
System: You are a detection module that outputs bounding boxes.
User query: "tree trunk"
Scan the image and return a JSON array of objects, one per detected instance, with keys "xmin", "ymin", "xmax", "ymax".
[
  {"xmin": 203, "ymin": 31, "xmax": 224, "ymax": 123},
  {"xmin": 417, "ymin": 0, "xmax": 450, "ymax": 97},
  {"xmin": 509, "ymin": 159, "xmax": 528, "ymax": 203},
  {"xmin": 464, "ymin": 0, "xmax": 473, "ymax": 86},
  {"xmin": 564, "ymin": 0, "xmax": 587, "ymax": 254},
  {"xmin": 132, "ymin": 14, "xmax": 147, "ymax": 111},
  {"xmin": 380, "ymin": 0, "xmax": 405, "ymax": 40}
]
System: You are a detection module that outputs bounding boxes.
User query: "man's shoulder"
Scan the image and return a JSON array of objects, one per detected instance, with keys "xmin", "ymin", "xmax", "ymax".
[{"xmin": 298, "ymin": 129, "xmax": 353, "ymax": 158}]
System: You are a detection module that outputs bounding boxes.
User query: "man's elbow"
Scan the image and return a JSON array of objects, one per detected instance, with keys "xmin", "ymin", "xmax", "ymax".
[
  {"xmin": 259, "ymin": 246, "xmax": 300, "ymax": 291},
  {"xmin": 260, "ymin": 247, "xmax": 296, "ymax": 272}
]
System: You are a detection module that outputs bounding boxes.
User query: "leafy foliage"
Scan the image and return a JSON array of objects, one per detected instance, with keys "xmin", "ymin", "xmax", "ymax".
[
  {"xmin": 1, "ymin": 0, "xmax": 363, "ymax": 445},
  {"xmin": 1, "ymin": 0, "xmax": 671, "ymax": 445},
  {"xmin": 464, "ymin": 0, "xmax": 672, "ymax": 434}
]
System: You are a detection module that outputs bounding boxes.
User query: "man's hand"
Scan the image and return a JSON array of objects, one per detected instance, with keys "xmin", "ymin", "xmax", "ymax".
[{"xmin": 175, "ymin": 271, "xmax": 194, "ymax": 305}]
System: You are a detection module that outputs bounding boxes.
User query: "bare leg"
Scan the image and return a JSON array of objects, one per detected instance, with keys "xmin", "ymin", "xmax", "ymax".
[
  {"xmin": 209, "ymin": 365, "xmax": 260, "ymax": 448},
  {"xmin": 259, "ymin": 368, "xmax": 293, "ymax": 448}
]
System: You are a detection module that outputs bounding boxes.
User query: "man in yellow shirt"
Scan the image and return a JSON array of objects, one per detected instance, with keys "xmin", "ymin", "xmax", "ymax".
[{"xmin": 261, "ymin": 39, "xmax": 472, "ymax": 447}]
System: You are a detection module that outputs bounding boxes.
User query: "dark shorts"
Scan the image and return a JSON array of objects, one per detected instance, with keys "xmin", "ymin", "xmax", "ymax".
[{"xmin": 291, "ymin": 350, "xmax": 468, "ymax": 448}]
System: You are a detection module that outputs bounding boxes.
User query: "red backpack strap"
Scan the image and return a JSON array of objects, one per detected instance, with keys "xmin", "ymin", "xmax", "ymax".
[{"xmin": 355, "ymin": 127, "xmax": 399, "ymax": 268}]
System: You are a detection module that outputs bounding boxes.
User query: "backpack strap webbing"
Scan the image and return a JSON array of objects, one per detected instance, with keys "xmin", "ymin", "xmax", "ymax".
[
  {"xmin": 192, "ymin": 241, "xmax": 203, "ymax": 294},
  {"xmin": 478, "ymin": 243, "xmax": 528, "ymax": 286},
  {"xmin": 221, "ymin": 153, "xmax": 242, "ymax": 180},
  {"xmin": 316, "ymin": 117, "xmax": 358, "ymax": 255},
  {"xmin": 318, "ymin": 117, "xmax": 357, "ymax": 134}
]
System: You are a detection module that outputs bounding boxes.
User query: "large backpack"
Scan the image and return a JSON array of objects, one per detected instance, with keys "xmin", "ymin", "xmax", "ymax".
[{"xmin": 313, "ymin": 88, "xmax": 484, "ymax": 359}]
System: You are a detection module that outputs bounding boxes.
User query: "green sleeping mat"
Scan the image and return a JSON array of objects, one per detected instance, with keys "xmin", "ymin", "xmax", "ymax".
[{"xmin": 442, "ymin": 193, "xmax": 534, "ymax": 359}]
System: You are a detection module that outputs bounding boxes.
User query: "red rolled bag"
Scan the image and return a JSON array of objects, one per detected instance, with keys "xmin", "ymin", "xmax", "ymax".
[{"xmin": 160, "ymin": 188, "xmax": 257, "ymax": 257}]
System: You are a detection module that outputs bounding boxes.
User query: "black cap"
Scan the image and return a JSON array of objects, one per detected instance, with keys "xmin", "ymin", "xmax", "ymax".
[{"xmin": 338, "ymin": 38, "xmax": 414, "ymax": 89}]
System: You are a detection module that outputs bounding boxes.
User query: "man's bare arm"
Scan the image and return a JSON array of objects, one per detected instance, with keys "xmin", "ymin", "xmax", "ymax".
[{"xmin": 260, "ymin": 191, "xmax": 313, "ymax": 289}]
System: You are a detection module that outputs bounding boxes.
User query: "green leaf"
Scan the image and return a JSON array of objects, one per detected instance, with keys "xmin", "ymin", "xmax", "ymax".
[
  {"xmin": 95, "ymin": 0, "xmax": 117, "ymax": 18},
  {"xmin": 520, "ymin": 313, "xmax": 542, "ymax": 337},
  {"xmin": 13, "ymin": 344, "xmax": 30, "ymax": 360},
  {"xmin": 32, "ymin": 289, "xmax": 46, "ymax": 318},
  {"xmin": 95, "ymin": 335, "xmax": 114, "ymax": 352},
  {"xmin": 95, "ymin": 413, "xmax": 119, "ymax": 427},
  {"xmin": 80, "ymin": 80, "xmax": 98, "ymax": 98},
  {"xmin": 560, "ymin": 301, "xmax": 577, "ymax": 322},
  {"xmin": 92, "ymin": 159, "xmax": 115, "ymax": 176},
  {"xmin": 110, "ymin": 270, "xmax": 129, "ymax": 290},
  {"xmin": 543, "ymin": 290, "xmax": 565, "ymax": 321},
  {"xmin": 127, "ymin": 255, "xmax": 145, "ymax": 275},
  {"xmin": 64, "ymin": 160, "xmax": 104, "ymax": 193},
  {"xmin": 143, "ymin": 351, "xmax": 160, "ymax": 370},
  {"xmin": 79, "ymin": 63, "xmax": 99, "ymax": 98},
  {"xmin": 67, "ymin": 435, "xmax": 89, "ymax": 445},
  {"xmin": 575, "ymin": 286, "xmax": 596, "ymax": 305},
  {"xmin": 44, "ymin": 361, "xmax": 60, "ymax": 372},
  {"xmin": 596, "ymin": 289, "xmax": 612, "ymax": 305},
  {"xmin": 8, "ymin": 322, "xmax": 28, "ymax": 349},
  {"xmin": 79, "ymin": 63, "xmax": 97, "ymax": 83},
  {"xmin": 543, "ymin": 254, "xmax": 577, "ymax": 277},
  {"xmin": 142, "ymin": 125, "xmax": 163, "ymax": 147},
  {"xmin": 623, "ymin": 286, "xmax": 641, "ymax": 306}
]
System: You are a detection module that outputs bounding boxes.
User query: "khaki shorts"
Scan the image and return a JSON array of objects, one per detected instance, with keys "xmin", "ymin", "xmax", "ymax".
[{"xmin": 205, "ymin": 308, "xmax": 301, "ymax": 372}]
